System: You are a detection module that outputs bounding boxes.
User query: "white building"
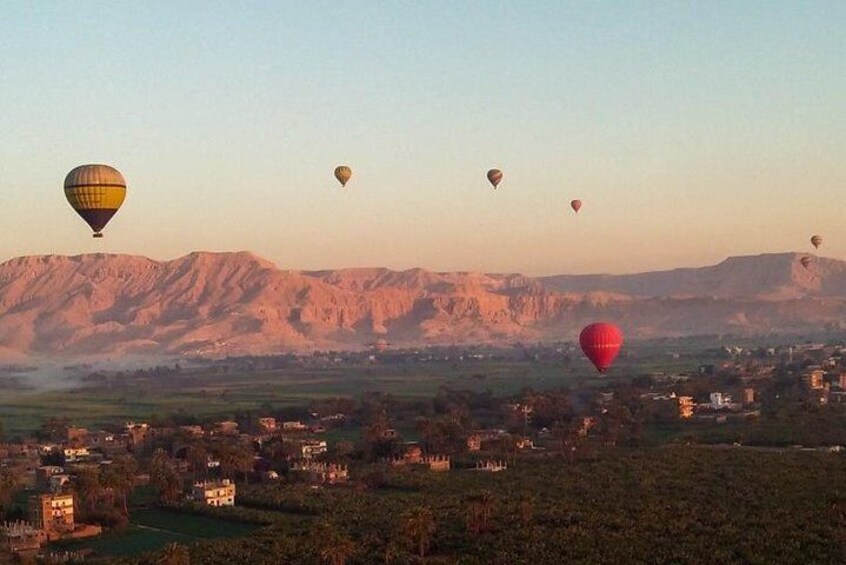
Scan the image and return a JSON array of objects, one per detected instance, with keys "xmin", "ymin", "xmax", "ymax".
[
  {"xmin": 474, "ymin": 460, "xmax": 507, "ymax": 472},
  {"xmin": 283, "ymin": 421, "xmax": 308, "ymax": 432},
  {"xmin": 710, "ymin": 393, "xmax": 732, "ymax": 410},
  {"xmin": 191, "ymin": 479, "xmax": 236, "ymax": 507},
  {"xmin": 62, "ymin": 447, "xmax": 90, "ymax": 463},
  {"xmin": 301, "ymin": 440, "xmax": 327, "ymax": 459}
]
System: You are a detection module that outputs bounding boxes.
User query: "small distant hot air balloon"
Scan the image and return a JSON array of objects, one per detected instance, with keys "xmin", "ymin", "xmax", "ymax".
[
  {"xmin": 486, "ymin": 169, "xmax": 503, "ymax": 189},
  {"xmin": 570, "ymin": 200, "xmax": 582, "ymax": 213},
  {"xmin": 579, "ymin": 322, "xmax": 623, "ymax": 373},
  {"xmin": 810, "ymin": 235, "xmax": 822, "ymax": 249},
  {"xmin": 334, "ymin": 166, "xmax": 352, "ymax": 188},
  {"xmin": 800, "ymin": 256, "xmax": 812, "ymax": 269},
  {"xmin": 64, "ymin": 164, "xmax": 127, "ymax": 238}
]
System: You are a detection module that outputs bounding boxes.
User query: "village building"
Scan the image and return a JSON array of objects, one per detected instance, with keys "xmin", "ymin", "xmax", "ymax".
[
  {"xmin": 466, "ymin": 435, "xmax": 481, "ymax": 452},
  {"xmin": 179, "ymin": 425, "xmax": 205, "ymax": 438},
  {"xmin": 125, "ymin": 422, "xmax": 151, "ymax": 447},
  {"xmin": 282, "ymin": 421, "xmax": 307, "ymax": 432},
  {"xmin": 65, "ymin": 427, "xmax": 89, "ymax": 446},
  {"xmin": 192, "ymin": 479, "xmax": 236, "ymax": 507},
  {"xmin": 578, "ymin": 417, "xmax": 597, "ymax": 436},
  {"xmin": 212, "ymin": 421, "xmax": 239, "ymax": 436},
  {"xmin": 257, "ymin": 417, "xmax": 277, "ymax": 433},
  {"xmin": 423, "ymin": 455, "xmax": 450, "ymax": 472},
  {"xmin": 474, "ymin": 460, "xmax": 507, "ymax": 472},
  {"xmin": 515, "ymin": 437, "xmax": 534, "ymax": 450},
  {"xmin": 678, "ymin": 396, "xmax": 695, "ymax": 419},
  {"xmin": 28, "ymin": 493, "xmax": 74, "ymax": 537},
  {"xmin": 291, "ymin": 461, "xmax": 349, "ymax": 484},
  {"xmin": 742, "ymin": 388, "xmax": 755, "ymax": 405},
  {"xmin": 35, "ymin": 466, "xmax": 65, "ymax": 492},
  {"xmin": 1, "ymin": 521, "xmax": 47, "ymax": 560},
  {"xmin": 62, "ymin": 447, "xmax": 90, "ymax": 463},
  {"xmin": 403, "ymin": 445, "xmax": 423, "ymax": 464},
  {"xmin": 804, "ymin": 369, "xmax": 825, "ymax": 390},
  {"xmin": 301, "ymin": 440, "xmax": 327, "ymax": 459}
]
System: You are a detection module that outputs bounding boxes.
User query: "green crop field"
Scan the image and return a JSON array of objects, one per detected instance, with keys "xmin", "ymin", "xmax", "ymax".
[
  {"xmin": 53, "ymin": 508, "xmax": 259, "ymax": 558},
  {"xmin": 0, "ymin": 340, "xmax": 728, "ymax": 437},
  {"xmin": 0, "ymin": 361, "xmax": 595, "ymax": 436}
]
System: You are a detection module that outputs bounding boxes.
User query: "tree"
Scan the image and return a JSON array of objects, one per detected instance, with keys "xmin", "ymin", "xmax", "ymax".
[
  {"xmin": 100, "ymin": 455, "xmax": 137, "ymax": 516},
  {"xmin": 157, "ymin": 542, "xmax": 190, "ymax": 565},
  {"xmin": 318, "ymin": 528, "xmax": 356, "ymax": 565},
  {"xmin": 185, "ymin": 443, "xmax": 208, "ymax": 480},
  {"xmin": 0, "ymin": 467, "xmax": 20, "ymax": 520},
  {"xmin": 466, "ymin": 491, "xmax": 496, "ymax": 535},
  {"xmin": 150, "ymin": 449, "xmax": 183, "ymax": 504},
  {"xmin": 518, "ymin": 494, "xmax": 534, "ymax": 528},
  {"xmin": 382, "ymin": 540, "xmax": 401, "ymax": 565},
  {"xmin": 218, "ymin": 444, "xmax": 254, "ymax": 483},
  {"xmin": 73, "ymin": 466, "xmax": 103, "ymax": 519},
  {"xmin": 552, "ymin": 419, "xmax": 588, "ymax": 462},
  {"xmin": 402, "ymin": 506, "xmax": 436, "ymax": 558}
]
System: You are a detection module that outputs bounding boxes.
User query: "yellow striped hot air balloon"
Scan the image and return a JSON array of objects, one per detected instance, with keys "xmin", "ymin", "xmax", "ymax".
[
  {"xmin": 334, "ymin": 165, "xmax": 352, "ymax": 188},
  {"xmin": 64, "ymin": 164, "xmax": 127, "ymax": 238}
]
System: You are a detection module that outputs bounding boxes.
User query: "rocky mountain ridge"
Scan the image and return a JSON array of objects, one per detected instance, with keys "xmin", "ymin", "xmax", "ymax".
[{"xmin": 0, "ymin": 251, "xmax": 842, "ymax": 360}]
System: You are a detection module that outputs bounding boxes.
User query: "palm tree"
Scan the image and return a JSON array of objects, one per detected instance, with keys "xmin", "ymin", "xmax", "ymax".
[
  {"xmin": 185, "ymin": 443, "xmax": 208, "ymax": 479},
  {"xmin": 518, "ymin": 494, "xmax": 534, "ymax": 528},
  {"xmin": 150, "ymin": 449, "xmax": 183, "ymax": 504},
  {"xmin": 382, "ymin": 540, "xmax": 401, "ymax": 565},
  {"xmin": 466, "ymin": 491, "xmax": 496, "ymax": 534},
  {"xmin": 311, "ymin": 522, "xmax": 356, "ymax": 565},
  {"xmin": 319, "ymin": 532, "xmax": 356, "ymax": 565},
  {"xmin": 73, "ymin": 467, "xmax": 103, "ymax": 518},
  {"xmin": 101, "ymin": 456, "xmax": 137, "ymax": 515},
  {"xmin": 402, "ymin": 506, "xmax": 436, "ymax": 558},
  {"xmin": 217, "ymin": 444, "xmax": 254, "ymax": 483},
  {"xmin": 157, "ymin": 542, "xmax": 190, "ymax": 565}
]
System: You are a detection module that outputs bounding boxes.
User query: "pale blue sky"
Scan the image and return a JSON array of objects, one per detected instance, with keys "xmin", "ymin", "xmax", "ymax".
[{"xmin": 1, "ymin": 1, "xmax": 843, "ymax": 274}]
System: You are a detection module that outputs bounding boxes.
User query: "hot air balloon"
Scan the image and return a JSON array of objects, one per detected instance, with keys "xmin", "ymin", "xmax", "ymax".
[
  {"xmin": 570, "ymin": 200, "xmax": 582, "ymax": 213},
  {"xmin": 579, "ymin": 322, "xmax": 623, "ymax": 373},
  {"xmin": 800, "ymin": 256, "xmax": 812, "ymax": 269},
  {"xmin": 334, "ymin": 166, "xmax": 352, "ymax": 188},
  {"xmin": 486, "ymin": 169, "xmax": 503, "ymax": 189},
  {"xmin": 810, "ymin": 235, "xmax": 822, "ymax": 249},
  {"xmin": 64, "ymin": 164, "xmax": 127, "ymax": 238}
]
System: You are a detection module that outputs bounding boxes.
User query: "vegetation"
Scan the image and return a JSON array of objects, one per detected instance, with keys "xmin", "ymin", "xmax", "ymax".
[
  {"xmin": 104, "ymin": 447, "xmax": 846, "ymax": 564},
  {"xmin": 5, "ymin": 341, "xmax": 846, "ymax": 562}
]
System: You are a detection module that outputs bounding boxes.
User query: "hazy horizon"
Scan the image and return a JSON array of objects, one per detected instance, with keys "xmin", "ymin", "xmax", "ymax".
[{"xmin": 3, "ymin": 2, "xmax": 844, "ymax": 276}]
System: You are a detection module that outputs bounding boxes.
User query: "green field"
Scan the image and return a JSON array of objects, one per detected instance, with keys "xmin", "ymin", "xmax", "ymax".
[
  {"xmin": 53, "ymin": 508, "xmax": 259, "ymax": 558},
  {"xmin": 0, "ymin": 360, "xmax": 600, "ymax": 436}
]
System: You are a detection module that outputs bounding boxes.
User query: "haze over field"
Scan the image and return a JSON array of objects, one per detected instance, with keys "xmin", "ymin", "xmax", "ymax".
[{"xmin": 0, "ymin": 251, "xmax": 843, "ymax": 361}]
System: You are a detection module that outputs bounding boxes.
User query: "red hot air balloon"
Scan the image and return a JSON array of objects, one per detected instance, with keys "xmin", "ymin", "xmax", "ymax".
[
  {"xmin": 579, "ymin": 322, "xmax": 623, "ymax": 373},
  {"xmin": 570, "ymin": 200, "xmax": 582, "ymax": 213}
]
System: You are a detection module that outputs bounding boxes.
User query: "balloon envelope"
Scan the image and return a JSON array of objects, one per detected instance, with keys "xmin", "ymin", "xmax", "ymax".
[
  {"xmin": 800, "ymin": 256, "xmax": 812, "ymax": 269},
  {"xmin": 570, "ymin": 200, "xmax": 582, "ymax": 213},
  {"xmin": 64, "ymin": 164, "xmax": 126, "ymax": 238},
  {"xmin": 810, "ymin": 235, "xmax": 822, "ymax": 249},
  {"xmin": 334, "ymin": 165, "xmax": 352, "ymax": 187},
  {"xmin": 486, "ymin": 169, "xmax": 503, "ymax": 189},
  {"xmin": 579, "ymin": 322, "xmax": 623, "ymax": 373}
]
